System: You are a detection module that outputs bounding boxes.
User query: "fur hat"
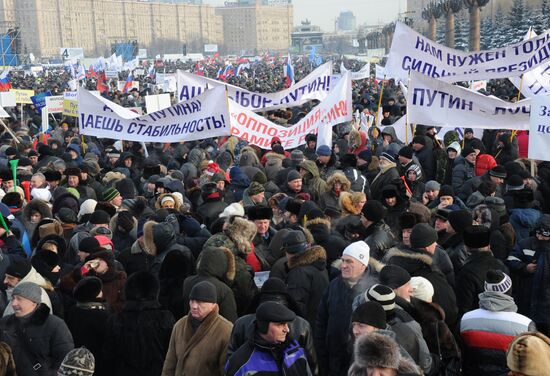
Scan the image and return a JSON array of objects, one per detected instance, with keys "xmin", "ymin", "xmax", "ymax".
[
  {"xmin": 361, "ymin": 200, "xmax": 385, "ymax": 223},
  {"xmin": 463, "ymin": 224, "xmax": 491, "ymax": 249},
  {"xmin": 125, "ymin": 271, "xmax": 159, "ymax": 302},
  {"xmin": 247, "ymin": 205, "xmax": 273, "ymax": 221},
  {"xmin": 73, "ymin": 277, "xmax": 103, "ymax": 303},
  {"xmin": 448, "ymin": 209, "xmax": 472, "ymax": 233},
  {"xmin": 398, "ymin": 212, "xmax": 420, "ymax": 230},
  {"xmin": 506, "ymin": 332, "xmax": 550, "ymax": 376},
  {"xmin": 351, "ymin": 332, "xmax": 420, "ymax": 373},
  {"xmin": 284, "ymin": 198, "xmax": 302, "ymax": 216}
]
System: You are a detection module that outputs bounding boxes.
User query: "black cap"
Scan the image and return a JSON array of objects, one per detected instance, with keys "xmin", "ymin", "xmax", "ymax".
[
  {"xmin": 189, "ymin": 281, "xmax": 217, "ymax": 303},
  {"xmin": 282, "ymin": 230, "xmax": 308, "ymax": 255},
  {"xmin": 247, "ymin": 205, "xmax": 273, "ymax": 221},
  {"xmin": 361, "ymin": 200, "xmax": 386, "ymax": 223},
  {"xmin": 489, "ymin": 165, "xmax": 507, "ymax": 179},
  {"xmin": 463, "ymin": 225, "xmax": 491, "ymax": 248},
  {"xmin": 448, "ymin": 210, "xmax": 473, "ymax": 233},
  {"xmin": 5, "ymin": 258, "xmax": 31, "ymax": 279},
  {"xmin": 380, "ymin": 265, "xmax": 411, "ymax": 289},
  {"xmin": 461, "ymin": 146, "xmax": 476, "ymax": 157},
  {"xmin": 398, "ymin": 146, "xmax": 413, "ymax": 160},
  {"xmin": 412, "ymin": 136, "xmax": 426, "ymax": 145},
  {"xmin": 256, "ymin": 301, "xmax": 296, "ymax": 324},
  {"xmin": 73, "ymin": 276, "xmax": 103, "ymax": 303},
  {"xmin": 89, "ymin": 210, "xmax": 110, "ymax": 225},
  {"xmin": 410, "ymin": 223, "xmax": 438, "ymax": 249},
  {"xmin": 78, "ymin": 237, "xmax": 104, "ymax": 254},
  {"xmin": 351, "ymin": 301, "xmax": 387, "ymax": 329},
  {"xmin": 438, "ymin": 185, "xmax": 454, "ymax": 198}
]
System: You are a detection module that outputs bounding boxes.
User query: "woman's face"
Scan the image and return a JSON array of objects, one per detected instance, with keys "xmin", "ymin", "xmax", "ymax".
[{"xmin": 30, "ymin": 212, "xmax": 41, "ymax": 223}]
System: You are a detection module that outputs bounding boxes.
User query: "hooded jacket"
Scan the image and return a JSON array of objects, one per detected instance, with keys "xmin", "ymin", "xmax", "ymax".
[
  {"xmin": 21, "ymin": 199, "xmax": 52, "ymax": 237},
  {"xmin": 300, "ymin": 160, "xmax": 327, "ymax": 202},
  {"xmin": 319, "ymin": 172, "xmax": 350, "ymax": 211},
  {"xmin": 460, "ymin": 292, "xmax": 535, "ymax": 376}
]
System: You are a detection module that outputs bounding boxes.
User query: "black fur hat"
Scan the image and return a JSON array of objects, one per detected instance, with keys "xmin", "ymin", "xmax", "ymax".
[
  {"xmin": 124, "ymin": 271, "xmax": 160, "ymax": 302},
  {"xmin": 73, "ymin": 277, "xmax": 103, "ymax": 303},
  {"xmin": 247, "ymin": 205, "xmax": 273, "ymax": 221}
]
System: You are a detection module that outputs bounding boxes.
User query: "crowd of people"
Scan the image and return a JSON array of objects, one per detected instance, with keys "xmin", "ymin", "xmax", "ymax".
[{"xmin": 0, "ymin": 57, "xmax": 545, "ymax": 376}]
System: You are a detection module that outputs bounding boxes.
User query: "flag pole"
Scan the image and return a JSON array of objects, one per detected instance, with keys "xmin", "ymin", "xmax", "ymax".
[{"xmin": 374, "ymin": 76, "xmax": 386, "ymax": 127}]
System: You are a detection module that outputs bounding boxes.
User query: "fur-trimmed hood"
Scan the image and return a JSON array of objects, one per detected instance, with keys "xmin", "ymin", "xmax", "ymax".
[
  {"xmin": 326, "ymin": 172, "xmax": 351, "ymax": 192},
  {"xmin": 339, "ymin": 191, "xmax": 364, "ymax": 215},
  {"xmin": 264, "ymin": 152, "xmax": 286, "ymax": 161},
  {"xmin": 287, "ymin": 245, "xmax": 326, "ymax": 269},
  {"xmin": 384, "ymin": 247, "xmax": 433, "ymax": 274},
  {"xmin": 22, "ymin": 199, "xmax": 52, "ymax": 224},
  {"xmin": 155, "ymin": 193, "xmax": 182, "ymax": 211},
  {"xmin": 225, "ymin": 217, "xmax": 257, "ymax": 255},
  {"xmin": 141, "ymin": 220, "xmax": 158, "ymax": 256},
  {"xmin": 197, "ymin": 246, "xmax": 236, "ymax": 282},
  {"xmin": 349, "ymin": 129, "xmax": 367, "ymax": 151}
]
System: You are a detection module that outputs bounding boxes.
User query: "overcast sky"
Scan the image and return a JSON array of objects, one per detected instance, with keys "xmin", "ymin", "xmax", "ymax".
[{"xmin": 206, "ymin": 0, "xmax": 406, "ymax": 31}]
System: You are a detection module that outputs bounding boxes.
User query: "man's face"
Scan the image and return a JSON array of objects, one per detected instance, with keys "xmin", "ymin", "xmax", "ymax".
[
  {"xmin": 68, "ymin": 150, "xmax": 78, "ymax": 160},
  {"xmin": 68, "ymin": 175, "xmax": 79, "ymax": 187},
  {"xmin": 412, "ymin": 142, "xmax": 422, "ymax": 151},
  {"xmin": 30, "ymin": 176, "xmax": 44, "ymax": 188},
  {"xmin": 439, "ymin": 196, "xmax": 453, "ymax": 206},
  {"xmin": 465, "ymin": 132, "xmax": 473, "ymax": 140},
  {"xmin": 395, "ymin": 281, "xmax": 414, "ymax": 302},
  {"xmin": 124, "ymin": 158, "xmax": 132, "ymax": 168},
  {"xmin": 189, "ymin": 300, "xmax": 216, "ymax": 321},
  {"xmin": 283, "ymin": 211, "xmax": 297, "ymax": 224},
  {"xmin": 465, "ymin": 153, "xmax": 477, "ymax": 164},
  {"xmin": 434, "ymin": 218, "xmax": 448, "ymax": 232},
  {"xmin": 401, "ymin": 228, "xmax": 412, "ymax": 246},
  {"xmin": 287, "ymin": 179, "xmax": 302, "ymax": 193},
  {"xmin": 340, "ymin": 255, "xmax": 367, "ymax": 281},
  {"xmin": 111, "ymin": 195, "xmax": 123, "ymax": 207},
  {"xmin": 3, "ymin": 274, "xmax": 20, "ymax": 288},
  {"xmin": 352, "ymin": 322, "xmax": 377, "ymax": 338},
  {"xmin": 307, "ymin": 141, "xmax": 316, "ymax": 149},
  {"xmin": 317, "ymin": 155, "xmax": 330, "ymax": 164},
  {"xmin": 77, "ymin": 251, "xmax": 90, "ymax": 263},
  {"xmin": 29, "ymin": 156, "xmax": 38, "ymax": 165},
  {"xmin": 250, "ymin": 192, "xmax": 265, "ymax": 204},
  {"xmin": 426, "ymin": 189, "xmax": 439, "ymax": 201},
  {"xmin": 254, "ymin": 219, "xmax": 270, "ymax": 235},
  {"xmin": 3, "ymin": 180, "xmax": 13, "ymax": 191},
  {"xmin": 398, "ymin": 156, "xmax": 410, "ymax": 166},
  {"xmin": 263, "ymin": 322, "xmax": 290, "ymax": 344},
  {"xmin": 385, "ymin": 197, "xmax": 397, "ymax": 207},
  {"xmin": 12, "ymin": 295, "xmax": 37, "ymax": 317},
  {"xmin": 490, "ymin": 175, "xmax": 504, "ymax": 185},
  {"xmin": 30, "ymin": 212, "xmax": 41, "ymax": 223},
  {"xmin": 216, "ymin": 181, "xmax": 225, "ymax": 191},
  {"xmin": 109, "ymin": 156, "xmax": 119, "ymax": 165}
]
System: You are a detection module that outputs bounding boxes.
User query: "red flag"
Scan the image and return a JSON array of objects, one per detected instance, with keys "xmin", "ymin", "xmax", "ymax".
[{"xmin": 96, "ymin": 71, "xmax": 108, "ymax": 94}]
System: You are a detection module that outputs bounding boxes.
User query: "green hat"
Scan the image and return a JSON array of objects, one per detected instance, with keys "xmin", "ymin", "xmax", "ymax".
[{"xmin": 103, "ymin": 187, "xmax": 120, "ymax": 202}]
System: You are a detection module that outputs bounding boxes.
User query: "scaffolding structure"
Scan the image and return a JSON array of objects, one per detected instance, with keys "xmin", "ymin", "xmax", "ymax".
[{"xmin": 0, "ymin": 21, "xmax": 21, "ymax": 66}]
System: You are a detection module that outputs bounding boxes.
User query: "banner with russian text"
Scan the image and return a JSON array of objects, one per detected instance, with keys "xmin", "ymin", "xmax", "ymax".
[
  {"xmin": 177, "ymin": 62, "xmax": 333, "ymax": 111},
  {"xmin": 341, "ymin": 62, "xmax": 370, "ymax": 80},
  {"xmin": 528, "ymin": 95, "xmax": 550, "ymax": 161},
  {"xmin": 228, "ymin": 72, "xmax": 352, "ymax": 149},
  {"xmin": 78, "ymin": 86, "xmax": 230, "ymax": 143},
  {"xmin": 386, "ymin": 21, "xmax": 550, "ymax": 83},
  {"xmin": 407, "ymin": 71, "xmax": 531, "ymax": 130}
]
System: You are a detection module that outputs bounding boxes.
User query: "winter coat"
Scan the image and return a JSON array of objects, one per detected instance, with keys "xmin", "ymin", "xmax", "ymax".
[
  {"xmin": 228, "ymin": 313, "xmax": 317, "ymax": 375},
  {"xmin": 180, "ymin": 148, "xmax": 204, "ymax": 185},
  {"xmin": 21, "ymin": 199, "xmax": 52, "ymax": 239},
  {"xmin": 384, "ymin": 248, "xmax": 458, "ymax": 328},
  {"xmin": 197, "ymin": 199, "xmax": 227, "ymax": 229},
  {"xmin": 455, "ymin": 250, "xmax": 508, "ymax": 317},
  {"xmin": 315, "ymin": 272, "xmax": 376, "ymax": 376},
  {"xmin": 203, "ymin": 217, "xmax": 258, "ymax": 315},
  {"xmin": 414, "ymin": 144, "xmax": 435, "ymax": 181},
  {"xmin": 0, "ymin": 304, "xmax": 74, "ymax": 376},
  {"xmin": 66, "ymin": 301, "xmax": 111, "ymax": 376},
  {"xmin": 162, "ymin": 306, "xmax": 232, "ymax": 376},
  {"xmin": 300, "ymin": 160, "xmax": 328, "ymax": 202},
  {"xmin": 440, "ymin": 233, "xmax": 468, "ymax": 272},
  {"xmin": 316, "ymin": 154, "xmax": 338, "ymax": 181},
  {"xmin": 226, "ymin": 327, "xmax": 312, "ymax": 376},
  {"xmin": 305, "ymin": 217, "xmax": 348, "ymax": 268},
  {"xmin": 282, "ymin": 245, "xmax": 329, "ymax": 328},
  {"xmin": 264, "ymin": 152, "xmax": 286, "ymax": 181},
  {"xmin": 228, "ymin": 167, "xmax": 251, "ymax": 202},
  {"xmin": 507, "ymin": 236, "xmax": 550, "ymax": 324},
  {"xmin": 103, "ymin": 300, "xmax": 174, "ymax": 376},
  {"xmin": 452, "ymin": 157, "xmax": 476, "ymax": 199},
  {"xmin": 181, "ymin": 247, "xmax": 238, "ymax": 322},
  {"xmin": 252, "ymin": 227, "xmax": 277, "ymax": 270},
  {"xmin": 3, "ymin": 266, "xmax": 54, "ymax": 317},
  {"xmin": 460, "ymin": 292, "xmax": 535, "ymax": 376},
  {"xmin": 364, "ymin": 220, "xmax": 397, "ymax": 261},
  {"xmin": 142, "ymin": 221, "xmax": 195, "ymax": 278},
  {"xmin": 509, "ymin": 207, "xmax": 541, "ymax": 245},
  {"xmin": 369, "ymin": 164, "xmax": 400, "ymax": 202}
]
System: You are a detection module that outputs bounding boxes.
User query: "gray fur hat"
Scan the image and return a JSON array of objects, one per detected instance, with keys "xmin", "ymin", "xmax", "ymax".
[{"xmin": 349, "ymin": 332, "xmax": 422, "ymax": 375}]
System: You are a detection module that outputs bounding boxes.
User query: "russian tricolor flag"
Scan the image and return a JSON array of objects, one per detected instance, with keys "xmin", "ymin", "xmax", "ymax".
[
  {"xmin": 284, "ymin": 55, "xmax": 294, "ymax": 88},
  {"xmin": 0, "ymin": 70, "xmax": 10, "ymax": 92},
  {"xmin": 123, "ymin": 73, "xmax": 133, "ymax": 93},
  {"xmin": 223, "ymin": 64, "xmax": 234, "ymax": 78}
]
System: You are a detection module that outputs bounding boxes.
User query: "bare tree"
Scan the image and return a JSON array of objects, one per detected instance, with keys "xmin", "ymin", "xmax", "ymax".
[
  {"xmin": 422, "ymin": 1, "xmax": 443, "ymax": 41},
  {"xmin": 440, "ymin": 0, "xmax": 462, "ymax": 48}
]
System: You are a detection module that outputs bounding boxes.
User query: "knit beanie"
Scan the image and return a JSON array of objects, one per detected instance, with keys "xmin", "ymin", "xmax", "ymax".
[
  {"xmin": 448, "ymin": 210, "xmax": 472, "ymax": 233},
  {"xmin": 282, "ymin": 230, "xmax": 308, "ymax": 255},
  {"xmin": 438, "ymin": 185, "xmax": 455, "ymax": 198},
  {"xmin": 410, "ymin": 223, "xmax": 438, "ymax": 249},
  {"xmin": 189, "ymin": 281, "xmax": 217, "ymax": 303},
  {"xmin": 411, "ymin": 277, "xmax": 434, "ymax": 302},
  {"xmin": 287, "ymin": 169, "xmax": 301, "ymax": 182},
  {"xmin": 89, "ymin": 210, "xmax": 110, "ymax": 225},
  {"xmin": 342, "ymin": 241, "xmax": 370, "ymax": 267},
  {"xmin": 366, "ymin": 284, "xmax": 396, "ymax": 313},
  {"xmin": 397, "ymin": 146, "xmax": 413, "ymax": 160},
  {"xmin": 351, "ymin": 301, "xmax": 387, "ymax": 329},
  {"xmin": 103, "ymin": 187, "xmax": 120, "ymax": 202},
  {"xmin": 58, "ymin": 347, "xmax": 95, "ymax": 376},
  {"xmin": 379, "ymin": 265, "xmax": 411, "ymax": 289},
  {"xmin": 12, "ymin": 282, "xmax": 42, "ymax": 304},
  {"xmin": 5, "ymin": 258, "xmax": 31, "ymax": 279},
  {"xmin": 248, "ymin": 181, "xmax": 265, "ymax": 196},
  {"xmin": 485, "ymin": 269, "xmax": 512, "ymax": 295},
  {"xmin": 361, "ymin": 200, "xmax": 385, "ymax": 223},
  {"xmin": 424, "ymin": 180, "xmax": 440, "ymax": 192}
]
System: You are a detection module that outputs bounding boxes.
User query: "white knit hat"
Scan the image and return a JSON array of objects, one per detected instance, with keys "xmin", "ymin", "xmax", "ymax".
[
  {"xmin": 342, "ymin": 241, "xmax": 370, "ymax": 267},
  {"xmin": 411, "ymin": 276, "xmax": 434, "ymax": 302},
  {"xmin": 78, "ymin": 199, "xmax": 97, "ymax": 221},
  {"xmin": 31, "ymin": 187, "xmax": 52, "ymax": 203},
  {"xmin": 219, "ymin": 203, "xmax": 245, "ymax": 218}
]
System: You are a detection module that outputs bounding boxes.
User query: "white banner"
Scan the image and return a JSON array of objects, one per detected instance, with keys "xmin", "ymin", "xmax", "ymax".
[
  {"xmin": 386, "ymin": 21, "xmax": 550, "ymax": 83},
  {"xmin": 408, "ymin": 71, "xmax": 531, "ymax": 130},
  {"xmin": 229, "ymin": 72, "xmax": 352, "ymax": 149},
  {"xmin": 177, "ymin": 62, "xmax": 334, "ymax": 111},
  {"xmin": 78, "ymin": 86, "xmax": 231, "ymax": 143},
  {"xmin": 341, "ymin": 62, "xmax": 370, "ymax": 80},
  {"xmin": 375, "ymin": 65, "xmax": 387, "ymax": 80},
  {"xmin": 509, "ymin": 29, "xmax": 550, "ymax": 97},
  {"xmin": 529, "ymin": 95, "xmax": 550, "ymax": 161}
]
